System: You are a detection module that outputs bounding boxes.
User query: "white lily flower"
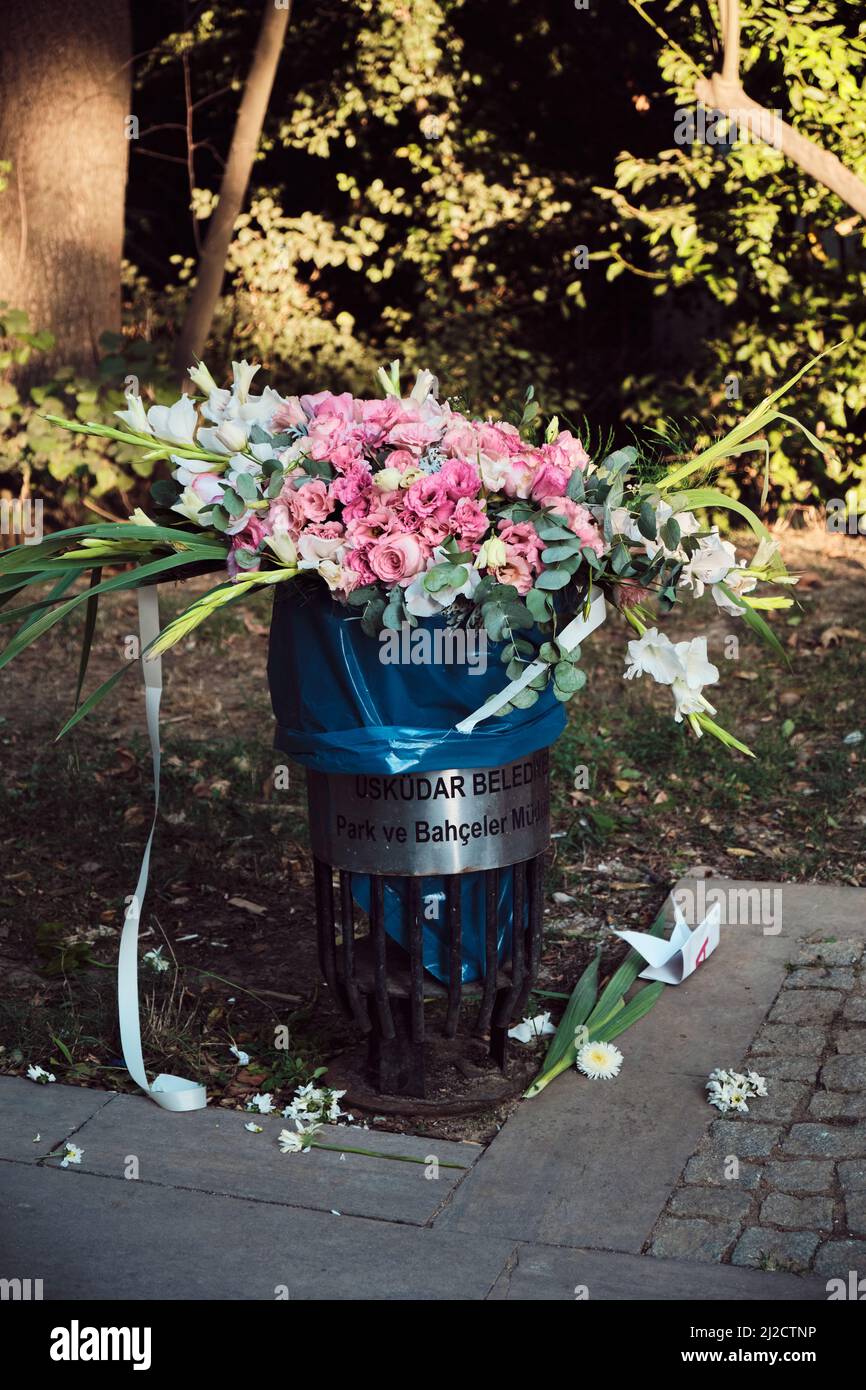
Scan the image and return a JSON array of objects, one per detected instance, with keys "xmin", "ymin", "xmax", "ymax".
[
  {"xmin": 623, "ymin": 628, "xmax": 683, "ymax": 685},
  {"xmin": 171, "ymin": 487, "xmax": 210, "ymax": 524},
  {"xmin": 712, "ymin": 564, "xmax": 758, "ymax": 615},
  {"xmin": 232, "ymin": 359, "xmax": 261, "ymax": 403},
  {"xmin": 409, "ymin": 368, "xmax": 439, "ymax": 403},
  {"xmin": 225, "ymin": 454, "xmax": 262, "ymax": 488},
  {"xmin": 187, "ymin": 359, "xmax": 221, "ymax": 396},
  {"xmin": 507, "ymin": 1012, "xmax": 556, "ymax": 1044},
  {"xmin": 146, "ymin": 395, "xmax": 199, "ymax": 448},
  {"xmin": 128, "ymin": 507, "xmax": 156, "ymax": 527},
  {"xmin": 267, "ymin": 530, "xmax": 297, "ymax": 567},
  {"xmin": 115, "ymin": 391, "xmax": 153, "ymax": 435},
  {"xmin": 680, "ymin": 532, "xmax": 737, "ymax": 596},
  {"xmin": 673, "ymin": 636, "xmax": 719, "ymax": 691}
]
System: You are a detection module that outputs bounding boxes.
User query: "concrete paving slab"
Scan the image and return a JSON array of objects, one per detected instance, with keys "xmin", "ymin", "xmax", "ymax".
[
  {"xmin": 39, "ymin": 1089, "xmax": 479, "ymax": 1225},
  {"xmin": 0, "ymin": 1078, "xmax": 115, "ymax": 1162},
  {"xmin": 435, "ymin": 880, "xmax": 866, "ymax": 1254},
  {"xmin": 0, "ymin": 1161, "xmax": 511, "ymax": 1301},
  {"xmin": 487, "ymin": 1242, "xmax": 829, "ymax": 1301}
]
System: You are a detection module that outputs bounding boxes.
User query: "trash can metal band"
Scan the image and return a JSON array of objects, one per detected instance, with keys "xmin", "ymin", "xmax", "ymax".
[{"xmin": 306, "ymin": 749, "xmax": 551, "ymax": 876}]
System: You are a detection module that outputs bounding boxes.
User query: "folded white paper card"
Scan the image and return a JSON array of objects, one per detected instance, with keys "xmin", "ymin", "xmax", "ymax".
[{"xmin": 612, "ymin": 900, "xmax": 721, "ymax": 985}]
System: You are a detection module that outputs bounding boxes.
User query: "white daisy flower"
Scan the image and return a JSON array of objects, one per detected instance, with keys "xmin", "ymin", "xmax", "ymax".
[
  {"xmin": 575, "ymin": 1040, "xmax": 623, "ymax": 1080},
  {"xmin": 60, "ymin": 1144, "xmax": 83, "ymax": 1168}
]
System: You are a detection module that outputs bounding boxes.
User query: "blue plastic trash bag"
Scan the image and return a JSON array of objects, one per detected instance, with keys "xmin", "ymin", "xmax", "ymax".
[{"xmin": 268, "ymin": 583, "xmax": 562, "ymax": 982}]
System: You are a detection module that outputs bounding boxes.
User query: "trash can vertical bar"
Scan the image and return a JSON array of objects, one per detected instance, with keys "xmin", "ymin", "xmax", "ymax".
[
  {"xmin": 339, "ymin": 870, "xmax": 370, "ymax": 1034},
  {"xmin": 407, "ymin": 878, "xmax": 424, "ymax": 1042},
  {"xmin": 313, "ymin": 857, "xmax": 340, "ymax": 996},
  {"xmin": 443, "ymin": 876, "xmax": 462, "ymax": 1038},
  {"xmin": 369, "ymin": 874, "xmax": 395, "ymax": 1039},
  {"xmin": 475, "ymin": 868, "xmax": 500, "ymax": 1035}
]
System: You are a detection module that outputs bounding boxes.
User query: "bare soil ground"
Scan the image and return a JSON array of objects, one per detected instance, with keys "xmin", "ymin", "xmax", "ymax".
[{"xmin": 1, "ymin": 528, "xmax": 864, "ymax": 1142}]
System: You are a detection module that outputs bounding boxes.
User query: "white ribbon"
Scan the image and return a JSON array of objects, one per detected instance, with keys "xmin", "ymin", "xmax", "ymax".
[
  {"xmin": 456, "ymin": 590, "xmax": 608, "ymax": 734},
  {"xmin": 115, "ymin": 587, "xmax": 207, "ymax": 1112}
]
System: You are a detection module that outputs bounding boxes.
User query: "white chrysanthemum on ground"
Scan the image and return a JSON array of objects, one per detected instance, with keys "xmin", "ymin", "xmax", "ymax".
[
  {"xmin": 246, "ymin": 1092, "xmax": 274, "ymax": 1114},
  {"xmin": 244, "ymin": 1122, "xmax": 263, "ymax": 1134},
  {"xmin": 707, "ymin": 1066, "xmax": 768, "ymax": 1111},
  {"xmin": 27, "ymin": 1064, "xmax": 56, "ymax": 1084},
  {"xmin": 60, "ymin": 1144, "xmax": 83, "ymax": 1168},
  {"xmin": 575, "ymin": 1040, "xmax": 623, "ymax": 1080}
]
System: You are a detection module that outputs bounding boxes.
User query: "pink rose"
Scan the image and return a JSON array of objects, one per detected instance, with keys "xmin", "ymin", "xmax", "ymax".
[
  {"xmin": 368, "ymin": 533, "xmax": 427, "ymax": 586},
  {"xmin": 285, "ymin": 478, "xmax": 332, "ymax": 525},
  {"xmin": 191, "ymin": 472, "xmax": 225, "ymax": 505}
]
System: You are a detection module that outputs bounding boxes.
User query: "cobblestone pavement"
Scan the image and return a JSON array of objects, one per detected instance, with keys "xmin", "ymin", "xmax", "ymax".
[{"xmin": 647, "ymin": 937, "xmax": 866, "ymax": 1280}]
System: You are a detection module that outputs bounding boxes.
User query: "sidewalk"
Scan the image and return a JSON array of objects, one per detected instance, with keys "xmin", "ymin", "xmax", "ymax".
[{"xmin": 1, "ymin": 879, "xmax": 863, "ymax": 1300}]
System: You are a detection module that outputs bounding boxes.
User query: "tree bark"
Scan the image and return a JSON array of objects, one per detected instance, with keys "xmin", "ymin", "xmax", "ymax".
[
  {"xmin": 172, "ymin": 0, "xmax": 292, "ymax": 385},
  {"xmin": 0, "ymin": 0, "xmax": 131, "ymax": 376},
  {"xmin": 695, "ymin": 0, "xmax": 866, "ymax": 220}
]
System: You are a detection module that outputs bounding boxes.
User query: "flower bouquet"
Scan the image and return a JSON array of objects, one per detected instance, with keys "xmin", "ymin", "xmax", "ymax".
[{"xmin": 0, "ymin": 351, "xmax": 828, "ymax": 748}]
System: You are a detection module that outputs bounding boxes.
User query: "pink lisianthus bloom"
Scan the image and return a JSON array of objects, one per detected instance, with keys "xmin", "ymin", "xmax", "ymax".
[
  {"xmin": 329, "ymin": 460, "xmax": 373, "ymax": 507},
  {"xmin": 358, "ymin": 397, "xmax": 405, "ymax": 446},
  {"xmin": 346, "ymin": 506, "xmax": 400, "ymax": 547},
  {"xmin": 491, "ymin": 545, "xmax": 533, "ymax": 595},
  {"xmin": 449, "ymin": 497, "xmax": 489, "ymax": 547},
  {"xmin": 403, "ymin": 473, "xmax": 449, "ymax": 519},
  {"xmin": 269, "ymin": 396, "xmax": 307, "ymax": 431},
  {"xmin": 226, "ymin": 514, "xmax": 269, "ymax": 579},
  {"xmin": 385, "ymin": 419, "xmax": 442, "ymax": 455},
  {"xmin": 367, "ymin": 532, "xmax": 427, "ymax": 586},
  {"xmin": 474, "ymin": 421, "xmax": 522, "ymax": 461},
  {"xmin": 300, "ymin": 390, "xmax": 355, "ymax": 422},
  {"xmin": 545, "ymin": 430, "xmax": 590, "ymax": 474},
  {"xmin": 418, "ymin": 513, "xmax": 451, "ymax": 547},
  {"xmin": 481, "ymin": 452, "xmax": 535, "ymax": 499},
  {"xmin": 539, "ymin": 496, "xmax": 606, "ymax": 557},
  {"xmin": 439, "ymin": 415, "xmax": 479, "ymax": 459},
  {"xmin": 497, "ymin": 519, "xmax": 544, "ymax": 569},
  {"xmin": 529, "ymin": 459, "xmax": 570, "ymax": 500},
  {"xmin": 307, "ymin": 413, "xmax": 364, "ymax": 464},
  {"xmin": 439, "ymin": 458, "xmax": 481, "ymax": 500}
]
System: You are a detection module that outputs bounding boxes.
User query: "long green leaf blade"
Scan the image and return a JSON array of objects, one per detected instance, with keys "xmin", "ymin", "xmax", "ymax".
[
  {"xmin": 541, "ymin": 946, "xmax": 601, "ymax": 1072},
  {"xmin": 592, "ymin": 982, "xmax": 665, "ymax": 1043}
]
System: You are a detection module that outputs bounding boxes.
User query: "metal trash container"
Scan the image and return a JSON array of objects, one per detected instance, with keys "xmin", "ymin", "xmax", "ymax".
[{"xmin": 306, "ymin": 748, "xmax": 551, "ymax": 1097}]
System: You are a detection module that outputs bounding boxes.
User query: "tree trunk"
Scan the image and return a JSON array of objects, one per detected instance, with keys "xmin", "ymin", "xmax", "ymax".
[
  {"xmin": 0, "ymin": 0, "xmax": 131, "ymax": 377},
  {"xmin": 172, "ymin": 0, "xmax": 292, "ymax": 386}
]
